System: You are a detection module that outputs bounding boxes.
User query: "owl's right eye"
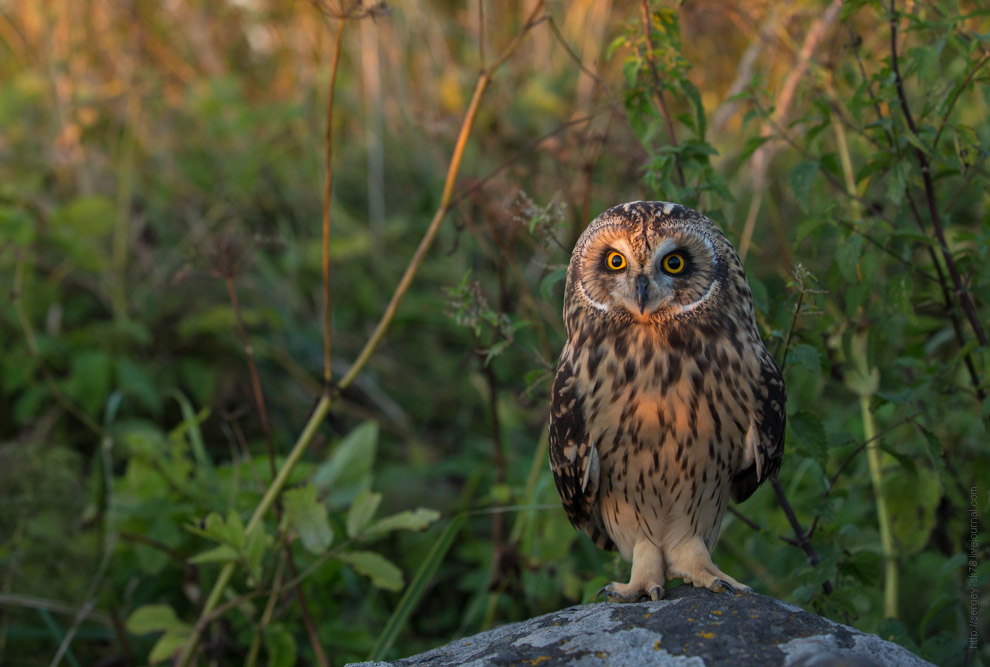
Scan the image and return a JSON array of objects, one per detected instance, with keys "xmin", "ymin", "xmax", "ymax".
[{"xmin": 606, "ymin": 251, "xmax": 627, "ymax": 271}]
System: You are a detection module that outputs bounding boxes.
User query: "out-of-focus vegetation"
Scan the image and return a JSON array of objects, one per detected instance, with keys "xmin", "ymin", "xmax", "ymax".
[{"xmin": 0, "ymin": 0, "xmax": 988, "ymax": 665}]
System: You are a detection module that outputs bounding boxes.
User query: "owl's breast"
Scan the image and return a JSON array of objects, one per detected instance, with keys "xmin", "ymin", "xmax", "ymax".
[{"xmin": 570, "ymin": 326, "xmax": 761, "ymax": 552}]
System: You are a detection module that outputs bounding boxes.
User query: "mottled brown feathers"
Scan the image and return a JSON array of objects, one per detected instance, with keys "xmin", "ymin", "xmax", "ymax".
[{"xmin": 548, "ymin": 201, "xmax": 785, "ymax": 596}]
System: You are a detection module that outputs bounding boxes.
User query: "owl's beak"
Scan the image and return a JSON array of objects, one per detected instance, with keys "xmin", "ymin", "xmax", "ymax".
[{"xmin": 635, "ymin": 274, "xmax": 650, "ymax": 314}]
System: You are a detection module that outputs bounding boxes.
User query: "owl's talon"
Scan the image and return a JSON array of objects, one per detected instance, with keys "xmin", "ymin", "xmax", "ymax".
[
  {"xmin": 714, "ymin": 579, "xmax": 736, "ymax": 594},
  {"xmin": 598, "ymin": 582, "xmax": 659, "ymax": 603}
]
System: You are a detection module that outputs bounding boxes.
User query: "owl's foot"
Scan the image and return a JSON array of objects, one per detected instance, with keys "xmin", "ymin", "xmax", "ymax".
[
  {"xmin": 600, "ymin": 538, "xmax": 666, "ymax": 603},
  {"xmin": 598, "ymin": 582, "xmax": 664, "ymax": 602},
  {"xmin": 667, "ymin": 536, "xmax": 751, "ymax": 595}
]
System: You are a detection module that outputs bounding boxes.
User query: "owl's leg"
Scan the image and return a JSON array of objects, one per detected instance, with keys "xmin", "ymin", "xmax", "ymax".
[
  {"xmin": 665, "ymin": 536, "xmax": 750, "ymax": 594},
  {"xmin": 599, "ymin": 538, "xmax": 665, "ymax": 602}
]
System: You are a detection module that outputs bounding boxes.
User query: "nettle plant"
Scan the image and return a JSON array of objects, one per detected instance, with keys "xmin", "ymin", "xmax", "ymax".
[
  {"xmin": 118, "ymin": 417, "xmax": 439, "ymax": 663},
  {"xmin": 609, "ymin": 2, "xmax": 988, "ymax": 665}
]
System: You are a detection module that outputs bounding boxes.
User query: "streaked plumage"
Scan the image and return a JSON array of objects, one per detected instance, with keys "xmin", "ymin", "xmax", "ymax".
[{"xmin": 549, "ymin": 201, "xmax": 785, "ymax": 601}]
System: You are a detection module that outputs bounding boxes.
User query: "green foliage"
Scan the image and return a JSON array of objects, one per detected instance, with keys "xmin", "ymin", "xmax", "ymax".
[{"xmin": 0, "ymin": 1, "xmax": 987, "ymax": 666}]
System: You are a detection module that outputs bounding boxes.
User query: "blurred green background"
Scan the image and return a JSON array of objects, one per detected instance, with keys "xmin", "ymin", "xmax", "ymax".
[{"xmin": 0, "ymin": 0, "xmax": 987, "ymax": 665}]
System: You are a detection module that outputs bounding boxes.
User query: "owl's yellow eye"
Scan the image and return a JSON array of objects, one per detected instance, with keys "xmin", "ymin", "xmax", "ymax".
[
  {"xmin": 662, "ymin": 252, "xmax": 686, "ymax": 274},
  {"xmin": 606, "ymin": 251, "xmax": 627, "ymax": 271}
]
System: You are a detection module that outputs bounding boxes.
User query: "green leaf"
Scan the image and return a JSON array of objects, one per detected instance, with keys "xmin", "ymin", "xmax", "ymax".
[
  {"xmin": 788, "ymin": 344, "xmax": 822, "ymax": 376},
  {"xmin": 149, "ymin": 630, "xmax": 191, "ymax": 664},
  {"xmin": 835, "ymin": 233, "xmax": 863, "ymax": 282},
  {"xmin": 371, "ymin": 516, "xmax": 465, "ymax": 660},
  {"xmin": 886, "ymin": 469, "xmax": 940, "ymax": 554},
  {"xmin": 243, "ymin": 525, "xmax": 272, "ymax": 586},
  {"xmin": 347, "ymin": 488, "xmax": 383, "ymax": 539},
  {"xmin": 313, "ymin": 421, "xmax": 378, "ymax": 508},
  {"xmin": 539, "ymin": 267, "xmax": 567, "ymax": 301},
  {"xmin": 52, "ymin": 195, "xmax": 115, "ymax": 236},
  {"xmin": 126, "ymin": 604, "xmax": 190, "ymax": 635},
  {"xmin": 336, "ymin": 551, "xmax": 404, "ymax": 592},
  {"xmin": 789, "ymin": 161, "xmax": 819, "ymax": 212},
  {"xmin": 264, "ymin": 624, "xmax": 298, "ymax": 667},
  {"xmin": 186, "ymin": 511, "xmax": 245, "ymax": 549},
  {"xmin": 788, "ymin": 411, "xmax": 828, "ymax": 469},
  {"xmin": 680, "ymin": 78, "xmax": 706, "ymax": 139},
  {"xmin": 284, "ymin": 484, "xmax": 334, "ymax": 554},
  {"xmin": 188, "ymin": 544, "xmax": 240, "ymax": 565},
  {"xmin": 885, "ymin": 161, "xmax": 911, "ymax": 205},
  {"xmin": 902, "ymin": 131, "xmax": 932, "ymax": 157},
  {"xmin": 65, "ymin": 350, "xmax": 112, "ymax": 417},
  {"xmin": 365, "ymin": 508, "xmax": 441, "ymax": 538},
  {"xmin": 168, "ymin": 389, "xmax": 212, "ymax": 475},
  {"xmin": 0, "ymin": 205, "xmax": 35, "ymax": 245}
]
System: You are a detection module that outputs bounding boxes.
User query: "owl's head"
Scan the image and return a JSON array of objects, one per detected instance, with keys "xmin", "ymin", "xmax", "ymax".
[{"xmin": 564, "ymin": 201, "xmax": 746, "ymax": 332}]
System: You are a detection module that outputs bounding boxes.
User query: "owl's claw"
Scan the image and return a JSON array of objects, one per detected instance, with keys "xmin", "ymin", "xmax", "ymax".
[
  {"xmin": 597, "ymin": 582, "xmax": 665, "ymax": 603},
  {"xmin": 714, "ymin": 579, "xmax": 737, "ymax": 595}
]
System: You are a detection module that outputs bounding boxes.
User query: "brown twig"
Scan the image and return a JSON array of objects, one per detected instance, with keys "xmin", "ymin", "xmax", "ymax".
[
  {"xmin": 847, "ymin": 22, "xmax": 985, "ymax": 403},
  {"xmin": 338, "ymin": 0, "xmax": 548, "ymax": 392},
  {"xmin": 771, "ymin": 479, "xmax": 833, "ymax": 595},
  {"xmin": 888, "ymin": 0, "xmax": 986, "ymax": 348},
  {"xmin": 225, "ymin": 278, "xmax": 277, "ymax": 478},
  {"xmin": 224, "ymin": 277, "xmax": 327, "ymax": 667},
  {"xmin": 639, "ymin": 0, "xmax": 684, "ymax": 189}
]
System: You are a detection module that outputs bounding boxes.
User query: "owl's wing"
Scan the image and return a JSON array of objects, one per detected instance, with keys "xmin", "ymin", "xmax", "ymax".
[
  {"xmin": 548, "ymin": 353, "xmax": 615, "ymax": 551},
  {"xmin": 731, "ymin": 348, "xmax": 786, "ymax": 503}
]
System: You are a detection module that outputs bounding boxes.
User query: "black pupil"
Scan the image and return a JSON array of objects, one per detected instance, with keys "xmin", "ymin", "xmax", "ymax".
[
  {"xmin": 611, "ymin": 255, "xmax": 622, "ymax": 268},
  {"xmin": 668, "ymin": 255, "xmax": 682, "ymax": 270}
]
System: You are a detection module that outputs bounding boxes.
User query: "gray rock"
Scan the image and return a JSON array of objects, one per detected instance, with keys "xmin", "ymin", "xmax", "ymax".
[{"xmin": 353, "ymin": 586, "xmax": 931, "ymax": 666}]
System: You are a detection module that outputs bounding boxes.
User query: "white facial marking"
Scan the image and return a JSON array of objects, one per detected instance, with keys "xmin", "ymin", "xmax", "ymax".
[{"xmin": 577, "ymin": 281, "xmax": 609, "ymax": 312}]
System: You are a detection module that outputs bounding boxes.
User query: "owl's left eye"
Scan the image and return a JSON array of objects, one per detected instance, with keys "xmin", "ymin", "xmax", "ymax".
[
  {"xmin": 606, "ymin": 251, "xmax": 627, "ymax": 271},
  {"xmin": 661, "ymin": 252, "xmax": 687, "ymax": 274}
]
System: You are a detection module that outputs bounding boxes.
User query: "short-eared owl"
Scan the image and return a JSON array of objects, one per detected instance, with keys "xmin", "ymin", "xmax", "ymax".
[{"xmin": 549, "ymin": 201, "xmax": 785, "ymax": 601}]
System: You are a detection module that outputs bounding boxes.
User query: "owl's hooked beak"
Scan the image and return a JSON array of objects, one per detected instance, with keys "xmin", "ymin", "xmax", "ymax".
[{"xmin": 635, "ymin": 274, "xmax": 650, "ymax": 314}]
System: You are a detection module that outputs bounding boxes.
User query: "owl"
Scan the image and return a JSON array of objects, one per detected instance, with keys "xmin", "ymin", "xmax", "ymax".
[{"xmin": 549, "ymin": 201, "xmax": 785, "ymax": 602}]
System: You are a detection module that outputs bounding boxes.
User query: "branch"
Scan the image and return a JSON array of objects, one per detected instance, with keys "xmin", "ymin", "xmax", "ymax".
[
  {"xmin": 771, "ymin": 479, "xmax": 834, "ymax": 595},
  {"xmin": 338, "ymin": 1, "xmax": 547, "ymax": 391},
  {"xmin": 639, "ymin": 0, "xmax": 684, "ymax": 189},
  {"xmin": 889, "ymin": 0, "xmax": 986, "ymax": 347}
]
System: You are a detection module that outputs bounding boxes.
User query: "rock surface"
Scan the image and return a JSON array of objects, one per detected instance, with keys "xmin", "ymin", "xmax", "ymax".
[{"xmin": 354, "ymin": 586, "xmax": 932, "ymax": 666}]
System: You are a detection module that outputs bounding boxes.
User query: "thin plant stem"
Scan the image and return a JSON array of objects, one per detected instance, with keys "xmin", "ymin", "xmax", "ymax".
[
  {"xmin": 338, "ymin": 1, "xmax": 547, "ymax": 392},
  {"xmin": 225, "ymin": 277, "xmax": 277, "ymax": 478},
  {"xmin": 224, "ymin": 275, "xmax": 328, "ymax": 667},
  {"xmin": 0, "ymin": 595, "xmax": 112, "ymax": 626},
  {"xmin": 174, "ymin": 393, "xmax": 332, "ymax": 667},
  {"xmin": 245, "ymin": 550, "xmax": 286, "ymax": 667},
  {"xmin": 323, "ymin": 18, "xmax": 345, "ymax": 384},
  {"xmin": 863, "ymin": 395, "xmax": 897, "ymax": 618}
]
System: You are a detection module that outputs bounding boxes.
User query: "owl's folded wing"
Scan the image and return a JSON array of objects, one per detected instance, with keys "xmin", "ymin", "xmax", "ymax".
[
  {"xmin": 548, "ymin": 355, "xmax": 615, "ymax": 551},
  {"xmin": 731, "ymin": 348, "xmax": 787, "ymax": 503}
]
